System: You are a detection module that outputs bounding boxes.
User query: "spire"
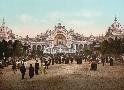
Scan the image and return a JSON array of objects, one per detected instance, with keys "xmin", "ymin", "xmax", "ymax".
[
  {"xmin": 114, "ymin": 16, "xmax": 117, "ymax": 22},
  {"xmin": 2, "ymin": 18, "xmax": 5, "ymax": 25}
]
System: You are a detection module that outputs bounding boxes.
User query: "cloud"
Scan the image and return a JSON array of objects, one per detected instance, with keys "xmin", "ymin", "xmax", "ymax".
[
  {"xmin": 48, "ymin": 10, "xmax": 102, "ymax": 19},
  {"xmin": 60, "ymin": 19, "xmax": 105, "ymax": 36},
  {"xmin": 39, "ymin": 19, "xmax": 48, "ymax": 23},
  {"xmin": 14, "ymin": 14, "xmax": 50, "ymax": 37},
  {"xmin": 65, "ymin": 19, "xmax": 94, "ymax": 26},
  {"xmin": 13, "ymin": 24, "xmax": 48, "ymax": 38},
  {"xmin": 45, "ymin": 10, "xmax": 104, "ymax": 36},
  {"xmin": 14, "ymin": 10, "xmax": 104, "ymax": 37},
  {"xmin": 49, "ymin": 12, "xmax": 65, "ymax": 18},
  {"xmin": 77, "ymin": 10, "xmax": 102, "ymax": 18},
  {"xmin": 18, "ymin": 14, "xmax": 33, "ymax": 23},
  {"xmin": 17, "ymin": 14, "xmax": 48, "ymax": 24}
]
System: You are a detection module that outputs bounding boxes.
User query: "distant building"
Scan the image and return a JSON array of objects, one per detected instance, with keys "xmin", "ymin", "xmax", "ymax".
[
  {"xmin": 0, "ymin": 18, "xmax": 15, "ymax": 41},
  {"xmin": 0, "ymin": 18, "xmax": 102, "ymax": 54},
  {"xmin": 105, "ymin": 17, "xmax": 124, "ymax": 39}
]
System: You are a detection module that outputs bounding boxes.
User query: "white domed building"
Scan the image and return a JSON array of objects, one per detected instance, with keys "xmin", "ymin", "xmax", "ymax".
[
  {"xmin": 0, "ymin": 18, "xmax": 15, "ymax": 41},
  {"xmin": 105, "ymin": 17, "xmax": 124, "ymax": 39}
]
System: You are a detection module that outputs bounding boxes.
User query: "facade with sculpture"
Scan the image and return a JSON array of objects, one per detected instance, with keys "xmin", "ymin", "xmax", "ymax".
[
  {"xmin": 0, "ymin": 18, "xmax": 105, "ymax": 54},
  {"xmin": 21, "ymin": 17, "xmax": 124, "ymax": 54},
  {"xmin": 28, "ymin": 23, "xmax": 92, "ymax": 54}
]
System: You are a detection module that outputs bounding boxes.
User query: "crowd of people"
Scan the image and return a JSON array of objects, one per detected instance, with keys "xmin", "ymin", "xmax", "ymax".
[
  {"xmin": 11, "ymin": 59, "xmax": 40, "ymax": 79},
  {"xmin": 0, "ymin": 53, "xmax": 117, "ymax": 80}
]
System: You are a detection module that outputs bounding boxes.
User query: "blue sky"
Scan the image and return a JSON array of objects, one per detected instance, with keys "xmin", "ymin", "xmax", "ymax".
[{"xmin": 0, "ymin": 0, "xmax": 124, "ymax": 37}]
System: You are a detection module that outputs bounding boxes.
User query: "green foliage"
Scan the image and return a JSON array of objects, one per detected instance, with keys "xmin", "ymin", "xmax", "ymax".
[
  {"xmin": 100, "ymin": 37, "xmax": 124, "ymax": 55},
  {"xmin": 100, "ymin": 40, "xmax": 109, "ymax": 54},
  {"xmin": 0, "ymin": 40, "xmax": 29, "ymax": 58},
  {"xmin": 13, "ymin": 40, "xmax": 24, "ymax": 57},
  {"xmin": 83, "ymin": 49, "xmax": 92, "ymax": 56}
]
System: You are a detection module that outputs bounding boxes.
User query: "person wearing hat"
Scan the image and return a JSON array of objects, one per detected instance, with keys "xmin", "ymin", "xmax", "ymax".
[
  {"xmin": 29, "ymin": 64, "xmax": 34, "ymax": 78},
  {"xmin": 35, "ymin": 60, "xmax": 39, "ymax": 75},
  {"xmin": 20, "ymin": 64, "xmax": 26, "ymax": 79},
  {"xmin": 110, "ymin": 57, "xmax": 113, "ymax": 66}
]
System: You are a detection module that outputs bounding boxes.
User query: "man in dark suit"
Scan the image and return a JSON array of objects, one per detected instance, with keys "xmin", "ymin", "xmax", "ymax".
[
  {"xmin": 20, "ymin": 64, "xmax": 26, "ymax": 79},
  {"xmin": 29, "ymin": 64, "xmax": 34, "ymax": 78},
  {"xmin": 101, "ymin": 56, "xmax": 105, "ymax": 66},
  {"xmin": 35, "ymin": 60, "xmax": 39, "ymax": 75},
  {"xmin": 110, "ymin": 57, "xmax": 113, "ymax": 66}
]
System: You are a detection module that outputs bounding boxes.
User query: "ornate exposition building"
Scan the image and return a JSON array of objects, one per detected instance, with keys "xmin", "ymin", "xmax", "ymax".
[
  {"xmin": 105, "ymin": 17, "xmax": 124, "ymax": 39},
  {"xmin": 1, "ymin": 17, "xmax": 123, "ymax": 54},
  {"xmin": 29, "ymin": 23, "xmax": 91, "ymax": 54},
  {"xmin": 0, "ymin": 18, "xmax": 14, "ymax": 41}
]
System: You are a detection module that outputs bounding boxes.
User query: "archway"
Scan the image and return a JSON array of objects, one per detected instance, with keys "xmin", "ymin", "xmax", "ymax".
[
  {"xmin": 37, "ymin": 45, "xmax": 41, "ymax": 51},
  {"xmin": 32, "ymin": 45, "xmax": 36, "ymax": 51},
  {"xmin": 84, "ymin": 44, "xmax": 88, "ymax": 49},
  {"xmin": 54, "ymin": 34, "xmax": 66, "ymax": 46},
  {"xmin": 42, "ymin": 45, "xmax": 45, "ymax": 50},
  {"xmin": 37, "ymin": 45, "xmax": 42, "ymax": 57},
  {"xmin": 79, "ymin": 44, "xmax": 83, "ymax": 50},
  {"xmin": 76, "ymin": 44, "xmax": 79, "ymax": 50}
]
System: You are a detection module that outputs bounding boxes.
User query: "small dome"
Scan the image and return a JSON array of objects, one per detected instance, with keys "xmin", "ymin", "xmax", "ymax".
[{"xmin": 58, "ymin": 23, "xmax": 61, "ymax": 26}]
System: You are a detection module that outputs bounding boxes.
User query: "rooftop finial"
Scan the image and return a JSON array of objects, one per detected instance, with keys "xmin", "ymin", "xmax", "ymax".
[
  {"xmin": 114, "ymin": 16, "xmax": 117, "ymax": 22},
  {"xmin": 2, "ymin": 18, "xmax": 5, "ymax": 25},
  {"xmin": 58, "ymin": 23, "xmax": 61, "ymax": 26}
]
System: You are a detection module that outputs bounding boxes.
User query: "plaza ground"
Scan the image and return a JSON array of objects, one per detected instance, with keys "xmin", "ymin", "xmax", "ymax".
[{"xmin": 0, "ymin": 60, "xmax": 124, "ymax": 90}]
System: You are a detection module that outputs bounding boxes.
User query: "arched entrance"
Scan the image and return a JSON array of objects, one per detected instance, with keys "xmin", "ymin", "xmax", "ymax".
[
  {"xmin": 37, "ymin": 45, "xmax": 41, "ymax": 51},
  {"xmin": 84, "ymin": 44, "xmax": 88, "ymax": 49},
  {"xmin": 32, "ymin": 45, "xmax": 36, "ymax": 51},
  {"xmin": 37, "ymin": 45, "xmax": 42, "ymax": 57},
  {"xmin": 54, "ymin": 34, "xmax": 66, "ymax": 46},
  {"xmin": 79, "ymin": 44, "xmax": 83, "ymax": 50}
]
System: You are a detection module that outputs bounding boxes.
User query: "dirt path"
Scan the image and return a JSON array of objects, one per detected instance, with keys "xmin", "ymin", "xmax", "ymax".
[{"xmin": 0, "ymin": 60, "xmax": 124, "ymax": 90}]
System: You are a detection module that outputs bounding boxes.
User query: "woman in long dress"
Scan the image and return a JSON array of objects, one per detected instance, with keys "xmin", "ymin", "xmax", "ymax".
[{"xmin": 40, "ymin": 62, "xmax": 46, "ymax": 75}]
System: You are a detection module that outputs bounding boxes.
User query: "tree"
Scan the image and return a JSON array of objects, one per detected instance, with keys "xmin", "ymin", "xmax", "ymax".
[
  {"xmin": 7, "ymin": 40, "xmax": 13, "ymax": 58},
  {"xmin": 100, "ymin": 37, "xmax": 123, "ymax": 57},
  {"xmin": 100, "ymin": 40, "xmax": 109, "ymax": 54},
  {"xmin": 23, "ymin": 43, "xmax": 29, "ymax": 58},
  {"xmin": 1, "ymin": 40, "xmax": 8, "ymax": 58},
  {"xmin": 13, "ymin": 40, "xmax": 23, "ymax": 57},
  {"xmin": 121, "ymin": 38, "xmax": 124, "ymax": 53},
  {"xmin": 83, "ymin": 49, "xmax": 92, "ymax": 56},
  {"xmin": 0, "ymin": 41, "xmax": 3, "ymax": 59}
]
